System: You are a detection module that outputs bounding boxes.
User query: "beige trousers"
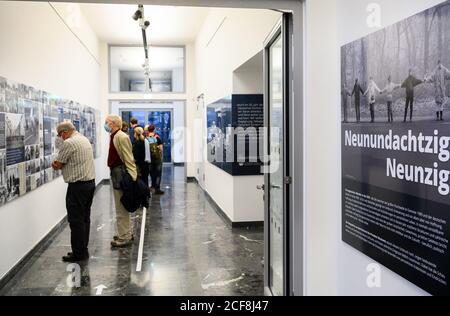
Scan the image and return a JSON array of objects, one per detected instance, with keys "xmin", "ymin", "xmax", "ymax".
[{"xmin": 112, "ymin": 188, "xmax": 133, "ymax": 240}]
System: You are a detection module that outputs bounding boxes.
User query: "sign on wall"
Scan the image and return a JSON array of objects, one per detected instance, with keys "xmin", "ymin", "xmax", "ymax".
[
  {"xmin": 0, "ymin": 75, "xmax": 101, "ymax": 206},
  {"xmin": 341, "ymin": 1, "xmax": 450, "ymax": 295}
]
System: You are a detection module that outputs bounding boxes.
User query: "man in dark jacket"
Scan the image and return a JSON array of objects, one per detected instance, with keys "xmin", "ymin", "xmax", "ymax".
[
  {"xmin": 402, "ymin": 69, "xmax": 423, "ymax": 122},
  {"xmin": 352, "ymin": 79, "xmax": 364, "ymax": 123}
]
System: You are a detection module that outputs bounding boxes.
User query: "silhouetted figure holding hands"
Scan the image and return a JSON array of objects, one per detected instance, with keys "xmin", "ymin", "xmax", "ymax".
[
  {"xmin": 425, "ymin": 60, "xmax": 450, "ymax": 121},
  {"xmin": 401, "ymin": 69, "xmax": 423, "ymax": 122},
  {"xmin": 381, "ymin": 75, "xmax": 401, "ymax": 123},
  {"xmin": 364, "ymin": 77, "xmax": 381, "ymax": 123},
  {"xmin": 342, "ymin": 82, "xmax": 351, "ymax": 123},
  {"xmin": 352, "ymin": 79, "xmax": 364, "ymax": 123}
]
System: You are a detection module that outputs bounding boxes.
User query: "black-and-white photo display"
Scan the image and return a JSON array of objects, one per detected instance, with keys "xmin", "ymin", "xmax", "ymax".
[
  {"xmin": 0, "ymin": 75, "xmax": 101, "ymax": 207},
  {"xmin": 341, "ymin": 1, "xmax": 450, "ymax": 296}
]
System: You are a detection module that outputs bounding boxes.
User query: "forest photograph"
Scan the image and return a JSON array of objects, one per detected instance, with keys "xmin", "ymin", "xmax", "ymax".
[{"xmin": 341, "ymin": 1, "xmax": 450, "ymax": 124}]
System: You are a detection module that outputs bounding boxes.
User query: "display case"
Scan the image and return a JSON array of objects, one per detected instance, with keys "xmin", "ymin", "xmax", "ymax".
[{"xmin": 207, "ymin": 94, "xmax": 264, "ymax": 176}]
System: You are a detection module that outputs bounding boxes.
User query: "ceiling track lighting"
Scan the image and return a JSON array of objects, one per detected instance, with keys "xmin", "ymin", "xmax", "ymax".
[{"xmin": 132, "ymin": 4, "xmax": 152, "ymax": 92}]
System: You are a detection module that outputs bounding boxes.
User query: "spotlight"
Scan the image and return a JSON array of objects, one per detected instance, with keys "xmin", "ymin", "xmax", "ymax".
[
  {"xmin": 140, "ymin": 20, "xmax": 150, "ymax": 30},
  {"xmin": 132, "ymin": 5, "xmax": 143, "ymax": 21}
]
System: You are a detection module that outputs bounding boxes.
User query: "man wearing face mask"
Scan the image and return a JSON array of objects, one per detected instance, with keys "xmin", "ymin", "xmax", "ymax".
[
  {"xmin": 105, "ymin": 114, "xmax": 137, "ymax": 247},
  {"xmin": 52, "ymin": 121, "xmax": 96, "ymax": 262}
]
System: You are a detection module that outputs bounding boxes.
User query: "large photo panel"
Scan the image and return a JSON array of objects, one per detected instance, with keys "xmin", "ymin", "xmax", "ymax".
[
  {"xmin": 0, "ymin": 75, "xmax": 101, "ymax": 209},
  {"xmin": 341, "ymin": 1, "xmax": 450, "ymax": 295}
]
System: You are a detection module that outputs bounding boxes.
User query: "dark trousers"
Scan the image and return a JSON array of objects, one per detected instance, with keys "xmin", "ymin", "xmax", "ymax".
[
  {"xmin": 150, "ymin": 162, "xmax": 163, "ymax": 189},
  {"xmin": 66, "ymin": 180, "xmax": 95, "ymax": 257},
  {"xmin": 387, "ymin": 101, "xmax": 393, "ymax": 122},
  {"xmin": 369, "ymin": 103, "xmax": 375, "ymax": 122},
  {"xmin": 137, "ymin": 162, "xmax": 150, "ymax": 187},
  {"xmin": 404, "ymin": 96, "xmax": 414, "ymax": 122},
  {"xmin": 343, "ymin": 103, "xmax": 348, "ymax": 122},
  {"xmin": 355, "ymin": 102, "xmax": 361, "ymax": 122}
]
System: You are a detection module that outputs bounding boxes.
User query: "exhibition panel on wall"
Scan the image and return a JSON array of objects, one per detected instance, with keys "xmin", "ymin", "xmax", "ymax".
[
  {"xmin": 341, "ymin": 1, "xmax": 450, "ymax": 295},
  {"xmin": 207, "ymin": 94, "xmax": 264, "ymax": 176},
  {"xmin": 0, "ymin": 75, "xmax": 101, "ymax": 206}
]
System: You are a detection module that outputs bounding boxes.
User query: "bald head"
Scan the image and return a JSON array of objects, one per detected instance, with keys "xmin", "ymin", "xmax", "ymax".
[{"xmin": 56, "ymin": 121, "xmax": 76, "ymax": 140}]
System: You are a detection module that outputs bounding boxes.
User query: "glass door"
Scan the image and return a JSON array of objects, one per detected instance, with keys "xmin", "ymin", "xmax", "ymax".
[
  {"xmin": 121, "ymin": 110, "xmax": 173, "ymax": 163},
  {"xmin": 263, "ymin": 15, "xmax": 291, "ymax": 296},
  {"xmin": 148, "ymin": 111, "xmax": 172, "ymax": 163}
]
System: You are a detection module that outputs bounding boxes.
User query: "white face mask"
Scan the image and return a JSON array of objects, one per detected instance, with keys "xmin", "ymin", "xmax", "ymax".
[{"xmin": 55, "ymin": 137, "xmax": 64, "ymax": 150}]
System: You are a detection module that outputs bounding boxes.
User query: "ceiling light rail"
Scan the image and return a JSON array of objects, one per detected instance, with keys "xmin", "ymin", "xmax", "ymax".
[{"xmin": 132, "ymin": 4, "xmax": 152, "ymax": 92}]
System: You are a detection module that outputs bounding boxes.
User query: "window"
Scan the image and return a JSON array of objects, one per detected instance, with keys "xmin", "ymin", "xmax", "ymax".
[{"xmin": 109, "ymin": 46, "xmax": 185, "ymax": 93}]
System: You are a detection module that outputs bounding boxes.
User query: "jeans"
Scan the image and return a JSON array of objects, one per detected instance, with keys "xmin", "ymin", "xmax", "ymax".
[
  {"xmin": 387, "ymin": 101, "xmax": 393, "ymax": 122},
  {"xmin": 369, "ymin": 102, "xmax": 375, "ymax": 122},
  {"xmin": 66, "ymin": 180, "xmax": 95, "ymax": 257},
  {"xmin": 404, "ymin": 96, "xmax": 414, "ymax": 121},
  {"xmin": 150, "ymin": 162, "xmax": 163, "ymax": 189},
  {"xmin": 343, "ymin": 103, "xmax": 348, "ymax": 122},
  {"xmin": 355, "ymin": 102, "xmax": 361, "ymax": 122}
]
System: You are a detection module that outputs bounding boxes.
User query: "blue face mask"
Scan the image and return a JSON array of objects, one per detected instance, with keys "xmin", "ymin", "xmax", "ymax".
[{"xmin": 104, "ymin": 123, "xmax": 112, "ymax": 133}]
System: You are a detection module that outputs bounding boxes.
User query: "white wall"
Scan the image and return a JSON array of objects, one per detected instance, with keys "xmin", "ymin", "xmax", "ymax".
[
  {"xmin": 232, "ymin": 51, "xmax": 264, "ymax": 94},
  {"xmin": 195, "ymin": 8, "xmax": 279, "ymax": 223},
  {"xmin": 0, "ymin": 1, "xmax": 102, "ymax": 280},
  {"xmin": 304, "ymin": 0, "xmax": 445, "ymax": 296},
  {"xmin": 172, "ymin": 67, "xmax": 184, "ymax": 92},
  {"xmin": 233, "ymin": 69, "xmax": 263, "ymax": 95},
  {"xmin": 195, "ymin": 8, "xmax": 280, "ymax": 105},
  {"xmin": 204, "ymin": 162, "xmax": 234, "ymax": 219}
]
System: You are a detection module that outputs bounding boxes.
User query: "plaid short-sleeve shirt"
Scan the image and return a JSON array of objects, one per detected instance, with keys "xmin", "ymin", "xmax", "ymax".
[{"xmin": 56, "ymin": 132, "xmax": 95, "ymax": 183}]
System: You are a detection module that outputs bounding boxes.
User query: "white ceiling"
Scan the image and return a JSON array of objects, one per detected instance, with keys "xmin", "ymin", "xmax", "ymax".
[
  {"xmin": 110, "ymin": 46, "xmax": 184, "ymax": 71},
  {"xmin": 79, "ymin": 3, "xmax": 210, "ymax": 45}
]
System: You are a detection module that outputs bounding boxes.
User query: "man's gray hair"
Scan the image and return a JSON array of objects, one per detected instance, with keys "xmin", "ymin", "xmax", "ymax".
[
  {"xmin": 106, "ymin": 114, "xmax": 122, "ymax": 128},
  {"xmin": 56, "ymin": 121, "xmax": 76, "ymax": 135}
]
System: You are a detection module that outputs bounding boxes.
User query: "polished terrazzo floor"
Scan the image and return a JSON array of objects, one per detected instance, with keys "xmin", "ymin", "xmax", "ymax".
[{"xmin": 0, "ymin": 166, "xmax": 264, "ymax": 296}]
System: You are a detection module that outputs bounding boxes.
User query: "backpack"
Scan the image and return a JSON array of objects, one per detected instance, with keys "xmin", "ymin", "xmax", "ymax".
[{"xmin": 147, "ymin": 135, "xmax": 162, "ymax": 162}]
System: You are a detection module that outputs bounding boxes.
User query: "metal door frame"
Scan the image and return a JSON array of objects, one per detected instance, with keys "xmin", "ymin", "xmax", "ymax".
[
  {"xmin": 263, "ymin": 13, "xmax": 292, "ymax": 296},
  {"xmin": 43, "ymin": 0, "xmax": 304, "ymax": 296}
]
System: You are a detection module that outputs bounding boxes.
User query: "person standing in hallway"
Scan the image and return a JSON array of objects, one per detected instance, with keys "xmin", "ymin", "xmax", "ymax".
[
  {"xmin": 381, "ymin": 75, "xmax": 401, "ymax": 123},
  {"xmin": 401, "ymin": 69, "xmax": 423, "ymax": 122},
  {"xmin": 122, "ymin": 121, "xmax": 129, "ymax": 133},
  {"xmin": 105, "ymin": 114, "xmax": 138, "ymax": 247},
  {"xmin": 364, "ymin": 77, "xmax": 381, "ymax": 123},
  {"xmin": 352, "ymin": 78, "xmax": 364, "ymax": 123},
  {"xmin": 341, "ymin": 82, "xmax": 351, "ymax": 123},
  {"xmin": 146, "ymin": 124, "xmax": 164, "ymax": 195},
  {"xmin": 51, "ymin": 121, "xmax": 96, "ymax": 262},
  {"xmin": 129, "ymin": 117, "xmax": 140, "ymax": 144},
  {"xmin": 132, "ymin": 127, "xmax": 150, "ymax": 187}
]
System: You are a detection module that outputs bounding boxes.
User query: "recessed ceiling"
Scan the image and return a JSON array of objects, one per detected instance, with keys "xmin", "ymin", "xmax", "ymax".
[
  {"xmin": 79, "ymin": 3, "xmax": 210, "ymax": 45},
  {"xmin": 110, "ymin": 46, "xmax": 184, "ymax": 71}
]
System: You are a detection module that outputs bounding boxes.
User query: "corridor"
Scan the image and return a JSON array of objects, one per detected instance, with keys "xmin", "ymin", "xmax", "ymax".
[{"xmin": 0, "ymin": 166, "xmax": 264, "ymax": 296}]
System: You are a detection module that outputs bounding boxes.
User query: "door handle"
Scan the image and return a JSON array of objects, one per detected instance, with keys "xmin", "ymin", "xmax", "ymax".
[
  {"xmin": 271, "ymin": 184, "xmax": 282, "ymax": 189},
  {"xmin": 256, "ymin": 184, "xmax": 265, "ymax": 190}
]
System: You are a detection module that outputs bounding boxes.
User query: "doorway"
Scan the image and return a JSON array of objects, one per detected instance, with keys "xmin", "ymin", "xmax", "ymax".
[
  {"xmin": 111, "ymin": 100, "xmax": 186, "ymax": 167},
  {"xmin": 121, "ymin": 109, "xmax": 173, "ymax": 163},
  {"xmin": 263, "ymin": 14, "xmax": 292, "ymax": 296},
  {"xmin": 6, "ymin": 0, "xmax": 304, "ymax": 297}
]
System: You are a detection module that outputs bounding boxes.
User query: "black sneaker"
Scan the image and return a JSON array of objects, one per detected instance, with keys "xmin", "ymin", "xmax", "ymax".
[
  {"xmin": 155, "ymin": 189, "xmax": 165, "ymax": 195},
  {"xmin": 62, "ymin": 253, "xmax": 89, "ymax": 263}
]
